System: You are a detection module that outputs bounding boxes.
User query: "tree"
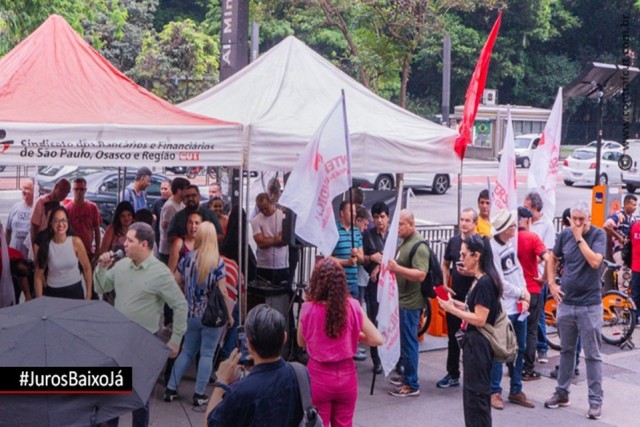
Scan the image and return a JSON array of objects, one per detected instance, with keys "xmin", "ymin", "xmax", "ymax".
[
  {"xmin": 87, "ymin": 0, "xmax": 159, "ymax": 73},
  {"xmin": 0, "ymin": 0, "xmax": 126, "ymax": 56},
  {"xmin": 128, "ymin": 19, "xmax": 219, "ymax": 103}
]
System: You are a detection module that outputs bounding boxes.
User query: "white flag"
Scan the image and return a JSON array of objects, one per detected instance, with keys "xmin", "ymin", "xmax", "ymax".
[
  {"xmin": 493, "ymin": 108, "xmax": 517, "ymax": 212},
  {"xmin": 279, "ymin": 94, "xmax": 351, "ymax": 256},
  {"xmin": 376, "ymin": 182, "xmax": 403, "ymax": 376},
  {"xmin": 528, "ymin": 88, "xmax": 563, "ymax": 220}
]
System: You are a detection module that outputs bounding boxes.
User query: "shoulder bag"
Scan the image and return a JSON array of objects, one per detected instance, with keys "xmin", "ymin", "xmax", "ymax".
[
  {"xmin": 201, "ymin": 269, "xmax": 229, "ymax": 328},
  {"xmin": 290, "ymin": 362, "xmax": 323, "ymax": 427},
  {"xmin": 478, "ymin": 307, "xmax": 518, "ymax": 363}
]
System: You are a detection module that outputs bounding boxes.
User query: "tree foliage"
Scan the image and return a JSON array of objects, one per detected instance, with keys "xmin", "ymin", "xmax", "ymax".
[
  {"xmin": 0, "ymin": 0, "xmax": 127, "ymax": 56},
  {"xmin": 0, "ymin": 0, "xmax": 638, "ymax": 138},
  {"xmin": 127, "ymin": 18, "xmax": 219, "ymax": 103}
]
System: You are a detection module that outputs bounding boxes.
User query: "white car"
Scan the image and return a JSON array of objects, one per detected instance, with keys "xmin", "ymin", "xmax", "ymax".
[
  {"xmin": 497, "ymin": 133, "xmax": 541, "ymax": 168},
  {"xmin": 584, "ymin": 140, "xmax": 623, "ymax": 151},
  {"xmin": 352, "ymin": 173, "xmax": 451, "ymax": 194},
  {"xmin": 563, "ymin": 149, "xmax": 624, "ymax": 186}
]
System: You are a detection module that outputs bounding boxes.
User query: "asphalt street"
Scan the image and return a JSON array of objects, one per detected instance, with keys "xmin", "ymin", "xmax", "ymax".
[
  {"xmin": 131, "ymin": 328, "xmax": 640, "ymax": 426},
  {"xmin": 0, "ymin": 160, "xmax": 611, "ymax": 228}
]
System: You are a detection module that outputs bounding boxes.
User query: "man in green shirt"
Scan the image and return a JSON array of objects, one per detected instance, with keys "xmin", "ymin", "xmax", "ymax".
[
  {"xmin": 388, "ymin": 209, "xmax": 429, "ymax": 397},
  {"xmin": 95, "ymin": 222, "xmax": 187, "ymax": 427}
]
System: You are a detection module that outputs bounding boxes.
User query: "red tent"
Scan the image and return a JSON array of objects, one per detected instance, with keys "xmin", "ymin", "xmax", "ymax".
[{"xmin": 0, "ymin": 15, "xmax": 243, "ymax": 167}]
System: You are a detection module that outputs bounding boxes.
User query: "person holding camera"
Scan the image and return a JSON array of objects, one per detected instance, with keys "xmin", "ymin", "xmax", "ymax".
[{"xmin": 205, "ymin": 304, "xmax": 305, "ymax": 427}]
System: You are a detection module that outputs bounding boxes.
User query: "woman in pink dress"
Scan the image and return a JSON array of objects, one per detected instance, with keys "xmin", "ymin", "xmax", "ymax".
[{"xmin": 297, "ymin": 258, "xmax": 383, "ymax": 427}]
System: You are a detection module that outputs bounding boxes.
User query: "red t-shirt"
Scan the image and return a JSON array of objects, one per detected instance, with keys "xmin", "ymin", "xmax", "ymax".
[
  {"xmin": 517, "ymin": 229, "xmax": 548, "ymax": 294},
  {"xmin": 630, "ymin": 222, "xmax": 640, "ymax": 272},
  {"xmin": 65, "ymin": 200, "xmax": 102, "ymax": 256},
  {"xmin": 0, "ymin": 246, "xmax": 24, "ymax": 276}
]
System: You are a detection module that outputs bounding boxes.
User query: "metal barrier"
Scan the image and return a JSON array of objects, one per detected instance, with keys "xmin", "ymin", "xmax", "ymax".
[{"xmin": 294, "ymin": 217, "xmax": 562, "ymax": 286}]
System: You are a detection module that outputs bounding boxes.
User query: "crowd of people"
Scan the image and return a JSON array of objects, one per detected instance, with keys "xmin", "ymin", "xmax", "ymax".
[{"xmin": 2, "ymin": 167, "xmax": 633, "ymax": 427}]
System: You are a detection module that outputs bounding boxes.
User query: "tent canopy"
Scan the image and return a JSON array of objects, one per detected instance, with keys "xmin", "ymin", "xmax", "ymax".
[
  {"xmin": 0, "ymin": 15, "xmax": 243, "ymax": 167},
  {"xmin": 181, "ymin": 36, "xmax": 459, "ymax": 174}
]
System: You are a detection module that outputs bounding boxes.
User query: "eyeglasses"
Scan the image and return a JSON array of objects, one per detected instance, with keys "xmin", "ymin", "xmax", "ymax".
[
  {"xmin": 52, "ymin": 219, "xmax": 68, "ymax": 225},
  {"xmin": 183, "ymin": 193, "xmax": 197, "ymax": 198}
]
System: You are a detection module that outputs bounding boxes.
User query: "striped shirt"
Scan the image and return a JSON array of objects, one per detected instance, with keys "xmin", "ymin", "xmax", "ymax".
[
  {"xmin": 177, "ymin": 251, "xmax": 226, "ymax": 318},
  {"xmin": 332, "ymin": 222, "xmax": 363, "ymax": 293},
  {"xmin": 221, "ymin": 256, "xmax": 239, "ymax": 304}
]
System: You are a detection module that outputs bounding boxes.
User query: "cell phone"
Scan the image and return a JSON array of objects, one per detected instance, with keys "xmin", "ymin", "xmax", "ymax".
[
  {"xmin": 434, "ymin": 285, "xmax": 449, "ymax": 301},
  {"xmin": 237, "ymin": 326, "xmax": 252, "ymax": 366}
]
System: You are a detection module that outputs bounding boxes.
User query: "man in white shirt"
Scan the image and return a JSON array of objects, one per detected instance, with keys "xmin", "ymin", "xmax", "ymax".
[{"xmin": 251, "ymin": 192, "xmax": 289, "ymax": 317}]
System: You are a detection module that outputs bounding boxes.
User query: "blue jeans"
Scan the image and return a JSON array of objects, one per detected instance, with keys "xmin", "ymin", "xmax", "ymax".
[
  {"xmin": 399, "ymin": 307, "xmax": 421, "ymax": 390},
  {"xmin": 168, "ymin": 317, "xmax": 224, "ymax": 395},
  {"xmin": 219, "ymin": 305, "xmax": 239, "ymax": 360},
  {"xmin": 537, "ymin": 283, "xmax": 549, "ymax": 352},
  {"xmin": 491, "ymin": 313, "xmax": 527, "ymax": 395}
]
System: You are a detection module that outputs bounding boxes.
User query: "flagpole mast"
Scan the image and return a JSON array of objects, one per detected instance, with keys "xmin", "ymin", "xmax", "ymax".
[
  {"xmin": 457, "ymin": 158, "xmax": 462, "ymax": 231},
  {"xmin": 340, "ymin": 89, "xmax": 355, "ymax": 248}
]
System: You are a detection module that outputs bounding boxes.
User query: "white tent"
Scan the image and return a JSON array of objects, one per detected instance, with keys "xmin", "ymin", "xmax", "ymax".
[{"xmin": 180, "ymin": 36, "xmax": 459, "ymax": 174}]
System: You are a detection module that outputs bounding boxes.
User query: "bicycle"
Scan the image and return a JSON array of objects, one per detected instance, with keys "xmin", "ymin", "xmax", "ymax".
[
  {"xmin": 544, "ymin": 259, "xmax": 636, "ymax": 349},
  {"xmin": 600, "ymin": 259, "xmax": 636, "ymax": 347}
]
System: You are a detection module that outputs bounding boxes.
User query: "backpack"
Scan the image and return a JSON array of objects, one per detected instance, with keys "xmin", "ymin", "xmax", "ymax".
[
  {"xmin": 477, "ymin": 307, "xmax": 518, "ymax": 363},
  {"xmin": 408, "ymin": 240, "xmax": 443, "ymax": 300},
  {"xmin": 622, "ymin": 238, "xmax": 632, "ymax": 267}
]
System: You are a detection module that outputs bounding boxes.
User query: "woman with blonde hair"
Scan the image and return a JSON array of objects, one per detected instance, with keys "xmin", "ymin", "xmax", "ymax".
[
  {"xmin": 297, "ymin": 258, "xmax": 383, "ymax": 426},
  {"xmin": 164, "ymin": 221, "xmax": 233, "ymax": 407}
]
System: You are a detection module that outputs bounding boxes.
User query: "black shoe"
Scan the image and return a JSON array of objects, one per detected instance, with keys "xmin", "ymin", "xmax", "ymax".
[
  {"xmin": 373, "ymin": 364, "xmax": 383, "ymax": 375},
  {"xmin": 395, "ymin": 363, "xmax": 405, "ymax": 376},
  {"xmin": 193, "ymin": 393, "xmax": 209, "ymax": 407},
  {"xmin": 164, "ymin": 388, "xmax": 178, "ymax": 402}
]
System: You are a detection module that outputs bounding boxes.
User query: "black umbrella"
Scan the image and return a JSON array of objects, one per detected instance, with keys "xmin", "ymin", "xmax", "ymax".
[{"xmin": 0, "ymin": 297, "xmax": 170, "ymax": 426}]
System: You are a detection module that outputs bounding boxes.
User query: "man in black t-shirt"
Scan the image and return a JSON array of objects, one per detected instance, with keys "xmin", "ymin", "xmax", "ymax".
[
  {"xmin": 362, "ymin": 201, "xmax": 390, "ymax": 374},
  {"xmin": 436, "ymin": 208, "xmax": 478, "ymax": 389}
]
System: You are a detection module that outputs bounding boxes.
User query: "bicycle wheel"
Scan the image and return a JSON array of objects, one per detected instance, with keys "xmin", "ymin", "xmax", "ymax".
[
  {"xmin": 544, "ymin": 295, "xmax": 561, "ymax": 351},
  {"xmin": 417, "ymin": 301, "xmax": 431, "ymax": 338},
  {"xmin": 601, "ymin": 290, "xmax": 636, "ymax": 345}
]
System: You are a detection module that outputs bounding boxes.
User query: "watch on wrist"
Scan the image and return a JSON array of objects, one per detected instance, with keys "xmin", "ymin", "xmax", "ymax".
[
  {"xmin": 213, "ymin": 381, "xmax": 231, "ymax": 394},
  {"xmin": 576, "ymin": 238, "xmax": 583, "ymax": 245}
]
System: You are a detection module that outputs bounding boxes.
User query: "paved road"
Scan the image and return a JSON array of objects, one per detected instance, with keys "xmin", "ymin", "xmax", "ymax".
[
  {"xmin": 134, "ymin": 329, "xmax": 640, "ymax": 426},
  {"xmin": 0, "ymin": 161, "xmax": 621, "ymax": 228}
]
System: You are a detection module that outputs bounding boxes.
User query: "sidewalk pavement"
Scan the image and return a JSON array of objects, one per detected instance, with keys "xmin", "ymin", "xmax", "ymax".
[{"xmin": 129, "ymin": 329, "xmax": 640, "ymax": 427}]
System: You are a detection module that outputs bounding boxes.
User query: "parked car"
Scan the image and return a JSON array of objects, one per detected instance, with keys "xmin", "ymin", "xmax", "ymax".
[
  {"xmin": 584, "ymin": 140, "xmax": 623, "ymax": 151},
  {"xmin": 620, "ymin": 139, "xmax": 640, "ymax": 193},
  {"xmin": 353, "ymin": 172, "xmax": 451, "ymax": 195},
  {"xmin": 563, "ymin": 149, "xmax": 624, "ymax": 186},
  {"xmin": 40, "ymin": 169, "xmax": 169, "ymax": 225},
  {"xmin": 163, "ymin": 166, "xmax": 187, "ymax": 175},
  {"xmin": 497, "ymin": 133, "xmax": 541, "ymax": 168},
  {"xmin": 37, "ymin": 166, "xmax": 114, "ymax": 194}
]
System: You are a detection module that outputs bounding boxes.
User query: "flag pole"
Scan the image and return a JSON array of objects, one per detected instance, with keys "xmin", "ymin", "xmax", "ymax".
[{"xmin": 340, "ymin": 89, "xmax": 355, "ymax": 248}]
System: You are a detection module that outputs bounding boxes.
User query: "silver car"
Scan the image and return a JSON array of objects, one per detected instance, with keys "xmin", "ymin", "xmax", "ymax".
[{"xmin": 352, "ymin": 172, "xmax": 451, "ymax": 194}]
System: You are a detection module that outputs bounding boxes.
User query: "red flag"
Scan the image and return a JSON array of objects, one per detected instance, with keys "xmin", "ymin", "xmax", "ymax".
[{"xmin": 454, "ymin": 11, "xmax": 502, "ymax": 159}]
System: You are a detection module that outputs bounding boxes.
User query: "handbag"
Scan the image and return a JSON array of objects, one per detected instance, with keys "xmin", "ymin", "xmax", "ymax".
[
  {"xmin": 477, "ymin": 308, "xmax": 518, "ymax": 363},
  {"xmin": 290, "ymin": 362, "xmax": 323, "ymax": 427},
  {"xmin": 201, "ymin": 275, "xmax": 229, "ymax": 328}
]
